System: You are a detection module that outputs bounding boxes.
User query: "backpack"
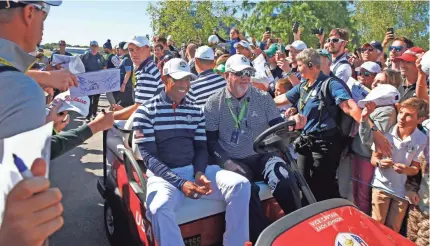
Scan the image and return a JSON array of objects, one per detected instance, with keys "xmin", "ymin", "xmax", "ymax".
[{"xmin": 317, "ymin": 77, "xmax": 355, "ymax": 138}]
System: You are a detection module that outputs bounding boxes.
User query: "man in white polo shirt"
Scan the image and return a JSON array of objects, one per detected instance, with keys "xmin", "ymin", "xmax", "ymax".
[{"xmin": 187, "ymin": 46, "xmax": 226, "ymax": 109}]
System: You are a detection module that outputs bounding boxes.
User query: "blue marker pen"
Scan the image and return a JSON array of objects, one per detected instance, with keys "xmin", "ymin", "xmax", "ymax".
[
  {"xmin": 12, "ymin": 154, "xmax": 49, "ymax": 246},
  {"xmin": 12, "ymin": 154, "xmax": 33, "ymax": 179}
]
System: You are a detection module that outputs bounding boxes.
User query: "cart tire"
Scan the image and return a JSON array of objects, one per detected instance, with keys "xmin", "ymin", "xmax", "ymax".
[{"xmin": 104, "ymin": 199, "xmax": 135, "ymax": 246}]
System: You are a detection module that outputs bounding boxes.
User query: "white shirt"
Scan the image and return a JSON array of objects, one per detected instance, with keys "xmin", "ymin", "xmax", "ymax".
[
  {"xmin": 330, "ymin": 53, "xmax": 352, "ymax": 83},
  {"xmin": 371, "ymin": 125, "xmax": 427, "ymax": 197}
]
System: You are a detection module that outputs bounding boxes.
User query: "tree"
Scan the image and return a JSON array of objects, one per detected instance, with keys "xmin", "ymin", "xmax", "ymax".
[
  {"xmin": 352, "ymin": 1, "xmax": 429, "ymax": 48},
  {"xmin": 147, "ymin": 0, "xmax": 239, "ymax": 45},
  {"xmin": 240, "ymin": 1, "xmax": 355, "ymax": 48}
]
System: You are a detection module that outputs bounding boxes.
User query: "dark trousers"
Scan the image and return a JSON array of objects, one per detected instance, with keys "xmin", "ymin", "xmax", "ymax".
[
  {"xmin": 295, "ymin": 133, "xmax": 344, "ymax": 205},
  {"xmin": 87, "ymin": 94, "xmax": 100, "ymax": 119},
  {"xmin": 118, "ymin": 83, "xmax": 134, "ymax": 107},
  {"xmin": 225, "ymin": 153, "xmax": 301, "ymax": 243}
]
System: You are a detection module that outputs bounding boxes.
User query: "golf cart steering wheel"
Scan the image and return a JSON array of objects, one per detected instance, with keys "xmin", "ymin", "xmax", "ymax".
[{"xmin": 253, "ymin": 120, "xmax": 300, "ymax": 154}]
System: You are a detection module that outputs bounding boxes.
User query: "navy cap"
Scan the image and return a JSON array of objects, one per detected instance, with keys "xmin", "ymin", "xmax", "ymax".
[
  {"xmin": 103, "ymin": 39, "xmax": 112, "ymax": 50},
  {"xmin": 118, "ymin": 42, "xmax": 127, "ymax": 50},
  {"xmin": 362, "ymin": 41, "xmax": 383, "ymax": 52},
  {"xmin": 90, "ymin": 41, "xmax": 99, "ymax": 46}
]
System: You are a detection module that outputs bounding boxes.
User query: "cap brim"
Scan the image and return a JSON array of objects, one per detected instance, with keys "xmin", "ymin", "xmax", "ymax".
[
  {"xmin": 169, "ymin": 71, "xmax": 197, "ymax": 80},
  {"xmin": 44, "ymin": 1, "xmax": 62, "ymax": 6},
  {"xmin": 393, "ymin": 55, "xmax": 416, "ymax": 62}
]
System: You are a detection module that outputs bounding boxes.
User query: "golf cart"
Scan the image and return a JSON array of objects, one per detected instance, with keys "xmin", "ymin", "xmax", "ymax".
[{"xmin": 97, "ymin": 116, "xmax": 415, "ymax": 246}]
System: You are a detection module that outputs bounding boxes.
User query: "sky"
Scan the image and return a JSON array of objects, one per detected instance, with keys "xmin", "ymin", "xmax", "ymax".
[{"xmin": 43, "ymin": 1, "xmax": 153, "ymax": 46}]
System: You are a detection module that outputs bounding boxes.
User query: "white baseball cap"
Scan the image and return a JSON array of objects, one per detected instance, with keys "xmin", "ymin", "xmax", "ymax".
[
  {"xmin": 355, "ymin": 61, "xmax": 381, "ymax": 74},
  {"xmin": 49, "ymin": 91, "xmax": 90, "ymax": 117},
  {"xmin": 289, "ymin": 40, "xmax": 307, "ymax": 51},
  {"xmin": 420, "ymin": 51, "xmax": 430, "ymax": 75},
  {"xmin": 195, "ymin": 46, "xmax": 214, "ymax": 60},
  {"xmin": 163, "ymin": 58, "xmax": 197, "ymax": 80},
  {"xmin": 357, "ymin": 84, "xmax": 400, "ymax": 108},
  {"xmin": 124, "ymin": 36, "xmax": 150, "ymax": 49},
  {"xmin": 208, "ymin": 35, "xmax": 219, "ymax": 44},
  {"xmin": 234, "ymin": 40, "xmax": 251, "ymax": 50},
  {"xmin": 225, "ymin": 54, "xmax": 256, "ymax": 73}
]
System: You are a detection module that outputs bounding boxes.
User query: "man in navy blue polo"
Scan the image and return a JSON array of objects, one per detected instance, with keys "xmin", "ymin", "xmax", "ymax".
[
  {"xmin": 113, "ymin": 36, "xmax": 164, "ymax": 121},
  {"xmin": 133, "ymin": 58, "xmax": 251, "ymax": 246}
]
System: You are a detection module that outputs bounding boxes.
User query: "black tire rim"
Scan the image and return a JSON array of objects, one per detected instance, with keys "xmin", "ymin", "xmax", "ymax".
[{"xmin": 105, "ymin": 205, "xmax": 115, "ymax": 235}]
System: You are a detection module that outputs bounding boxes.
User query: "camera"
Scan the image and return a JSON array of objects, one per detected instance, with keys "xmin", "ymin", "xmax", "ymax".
[
  {"xmin": 265, "ymin": 26, "xmax": 271, "ymax": 34},
  {"xmin": 311, "ymin": 27, "xmax": 324, "ymax": 35}
]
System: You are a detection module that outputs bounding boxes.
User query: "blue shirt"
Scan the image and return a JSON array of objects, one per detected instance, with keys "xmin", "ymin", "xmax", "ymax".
[
  {"xmin": 119, "ymin": 54, "xmax": 133, "ymax": 85},
  {"xmin": 229, "ymin": 38, "xmax": 241, "ymax": 55},
  {"xmin": 286, "ymin": 72, "xmax": 351, "ymax": 134},
  {"xmin": 133, "ymin": 91, "xmax": 208, "ymax": 189}
]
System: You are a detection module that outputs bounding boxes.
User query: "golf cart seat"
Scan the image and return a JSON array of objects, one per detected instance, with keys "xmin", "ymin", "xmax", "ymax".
[{"xmin": 107, "ymin": 113, "xmax": 275, "ymax": 225}]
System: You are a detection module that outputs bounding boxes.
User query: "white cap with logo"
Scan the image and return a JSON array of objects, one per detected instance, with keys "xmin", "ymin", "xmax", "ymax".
[
  {"xmin": 124, "ymin": 36, "xmax": 150, "ymax": 49},
  {"xmin": 163, "ymin": 58, "xmax": 197, "ymax": 80},
  {"xmin": 48, "ymin": 91, "xmax": 90, "ymax": 117},
  {"xmin": 195, "ymin": 46, "xmax": 214, "ymax": 60},
  {"xmin": 357, "ymin": 84, "xmax": 400, "ymax": 108},
  {"xmin": 355, "ymin": 61, "xmax": 381, "ymax": 74},
  {"xmin": 234, "ymin": 40, "xmax": 251, "ymax": 50},
  {"xmin": 225, "ymin": 54, "xmax": 256, "ymax": 73}
]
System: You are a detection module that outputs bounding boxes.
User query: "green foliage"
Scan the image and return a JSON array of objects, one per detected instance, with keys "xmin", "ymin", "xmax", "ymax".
[
  {"xmin": 353, "ymin": 1, "xmax": 429, "ymax": 48},
  {"xmin": 147, "ymin": 0, "xmax": 239, "ymax": 45},
  {"xmin": 240, "ymin": 1, "xmax": 355, "ymax": 48}
]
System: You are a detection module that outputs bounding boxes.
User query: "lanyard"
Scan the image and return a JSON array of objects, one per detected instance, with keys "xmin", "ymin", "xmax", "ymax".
[
  {"xmin": 0, "ymin": 57, "xmax": 34, "ymax": 73},
  {"xmin": 226, "ymin": 98, "xmax": 248, "ymax": 129},
  {"xmin": 299, "ymin": 81, "xmax": 316, "ymax": 111}
]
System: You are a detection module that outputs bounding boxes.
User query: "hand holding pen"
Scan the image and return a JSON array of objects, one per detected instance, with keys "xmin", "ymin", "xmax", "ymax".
[{"xmin": 0, "ymin": 155, "xmax": 64, "ymax": 246}]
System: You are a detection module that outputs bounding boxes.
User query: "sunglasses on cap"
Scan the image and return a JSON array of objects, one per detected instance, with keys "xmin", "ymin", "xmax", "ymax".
[
  {"xmin": 361, "ymin": 47, "xmax": 374, "ymax": 52},
  {"xmin": 326, "ymin": 38, "xmax": 344, "ymax": 43},
  {"xmin": 231, "ymin": 70, "xmax": 255, "ymax": 78},
  {"xmin": 356, "ymin": 70, "xmax": 375, "ymax": 77},
  {"xmin": 389, "ymin": 46, "xmax": 404, "ymax": 52}
]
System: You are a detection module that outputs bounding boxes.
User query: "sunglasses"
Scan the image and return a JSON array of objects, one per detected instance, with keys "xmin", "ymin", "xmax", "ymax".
[
  {"xmin": 231, "ymin": 70, "xmax": 255, "ymax": 77},
  {"xmin": 356, "ymin": 70, "xmax": 374, "ymax": 77},
  {"xmin": 29, "ymin": 2, "xmax": 51, "ymax": 16},
  {"xmin": 389, "ymin": 46, "xmax": 404, "ymax": 52},
  {"xmin": 326, "ymin": 38, "xmax": 344, "ymax": 43},
  {"xmin": 361, "ymin": 48, "xmax": 374, "ymax": 53}
]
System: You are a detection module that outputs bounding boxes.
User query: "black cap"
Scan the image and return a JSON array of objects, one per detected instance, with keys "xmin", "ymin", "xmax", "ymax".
[
  {"xmin": 118, "ymin": 41, "xmax": 127, "ymax": 50},
  {"xmin": 103, "ymin": 39, "xmax": 112, "ymax": 50}
]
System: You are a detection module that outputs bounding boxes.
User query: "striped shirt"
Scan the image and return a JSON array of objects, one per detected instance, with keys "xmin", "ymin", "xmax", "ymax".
[
  {"xmin": 187, "ymin": 69, "xmax": 226, "ymax": 109},
  {"xmin": 133, "ymin": 91, "xmax": 208, "ymax": 189},
  {"xmin": 134, "ymin": 57, "xmax": 164, "ymax": 105}
]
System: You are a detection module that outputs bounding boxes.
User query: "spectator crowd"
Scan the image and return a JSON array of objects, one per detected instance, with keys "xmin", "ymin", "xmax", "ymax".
[{"xmin": 0, "ymin": 1, "xmax": 429, "ymax": 246}]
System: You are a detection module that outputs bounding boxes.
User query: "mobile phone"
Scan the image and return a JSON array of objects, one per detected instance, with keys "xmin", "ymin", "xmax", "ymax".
[
  {"xmin": 293, "ymin": 21, "xmax": 300, "ymax": 33},
  {"xmin": 387, "ymin": 27, "xmax": 394, "ymax": 35},
  {"xmin": 265, "ymin": 26, "xmax": 271, "ymax": 34},
  {"xmin": 354, "ymin": 48, "xmax": 360, "ymax": 57},
  {"xmin": 311, "ymin": 28, "xmax": 319, "ymax": 35}
]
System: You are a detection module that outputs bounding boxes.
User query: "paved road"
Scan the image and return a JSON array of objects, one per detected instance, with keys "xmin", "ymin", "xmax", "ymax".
[{"xmin": 50, "ymin": 95, "xmax": 110, "ymax": 246}]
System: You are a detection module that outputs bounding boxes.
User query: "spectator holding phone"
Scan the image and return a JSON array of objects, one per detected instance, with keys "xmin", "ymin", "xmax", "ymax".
[{"xmin": 384, "ymin": 36, "xmax": 414, "ymax": 71}]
